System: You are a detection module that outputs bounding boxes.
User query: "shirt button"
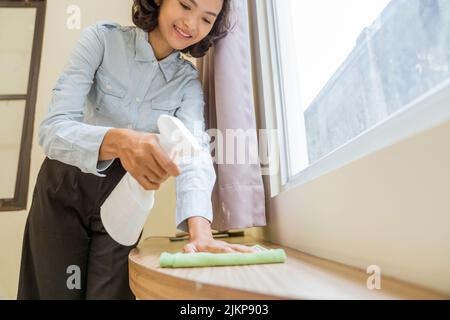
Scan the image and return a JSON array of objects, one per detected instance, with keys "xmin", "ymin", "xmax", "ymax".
[
  {"xmin": 135, "ymin": 97, "xmax": 141, "ymax": 102},
  {"xmin": 127, "ymin": 124, "xmax": 133, "ymax": 129},
  {"xmin": 153, "ymin": 60, "xmax": 158, "ymax": 66},
  {"xmin": 106, "ymin": 84, "xmax": 112, "ymax": 90}
]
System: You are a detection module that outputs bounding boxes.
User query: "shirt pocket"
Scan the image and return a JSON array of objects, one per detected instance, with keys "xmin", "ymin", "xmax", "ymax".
[
  {"xmin": 94, "ymin": 66, "xmax": 127, "ymax": 117},
  {"xmin": 138, "ymin": 98, "xmax": 181, "ymax": 132}
]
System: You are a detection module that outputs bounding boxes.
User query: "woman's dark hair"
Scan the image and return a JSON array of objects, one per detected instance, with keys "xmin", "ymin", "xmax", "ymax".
[{"xmin": 132, "ymin": 0, "xmax": 232, "ymax": 58}]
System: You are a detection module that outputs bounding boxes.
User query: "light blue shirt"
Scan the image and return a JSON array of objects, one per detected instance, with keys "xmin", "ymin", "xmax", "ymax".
[{"xmin": 38, "ymin": 21, "xmax": 216, "ymax": 232}]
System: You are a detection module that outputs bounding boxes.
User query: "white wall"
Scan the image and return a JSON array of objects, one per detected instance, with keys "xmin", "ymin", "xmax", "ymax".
[
  {"xmin": 259, "ymin": 119, "xmax": 450, "ymax": 295},
  {"xmin": 0, "ymin": 0, "xmax": 179, "ymax": 300}
]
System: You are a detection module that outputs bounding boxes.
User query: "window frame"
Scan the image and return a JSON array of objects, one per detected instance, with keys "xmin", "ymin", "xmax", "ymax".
[
  {"xmin": 0, "ymin": 0, "xmax": 46, "ymax": 211},
  {"xmin": 250, "ymin": 0, "xmax": 450, "ymax": 196}
]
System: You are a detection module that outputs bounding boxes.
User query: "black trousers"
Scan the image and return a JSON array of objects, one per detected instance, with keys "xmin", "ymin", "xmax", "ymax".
[{"xmin": 17, "ymin": 157, "xmax": 139, "ymax": 300}]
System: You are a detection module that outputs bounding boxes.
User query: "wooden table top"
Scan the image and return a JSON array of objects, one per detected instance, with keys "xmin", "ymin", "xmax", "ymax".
[{"xmin": 128, "ymin": 236, "xmax": 447, "ymax": 300}]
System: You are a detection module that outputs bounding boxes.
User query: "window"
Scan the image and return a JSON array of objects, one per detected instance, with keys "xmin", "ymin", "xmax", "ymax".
[
  {"xmin": 260, "ymin": 0, "xmax": 450, "ymax": 188},
  {"xmin": 0, "ymin": 0, "xmax": 46, "ymax": 210}
]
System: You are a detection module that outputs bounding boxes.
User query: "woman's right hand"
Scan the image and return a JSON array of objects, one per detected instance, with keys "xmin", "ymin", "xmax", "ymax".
[{"xmin": 100, "ymin": 128, "xmax": 180, "ymax": 190}]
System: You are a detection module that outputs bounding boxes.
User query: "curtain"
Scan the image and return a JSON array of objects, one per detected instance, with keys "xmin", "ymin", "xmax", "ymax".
[{"xmin": 197, "ymin": 0, "xmax": 266, "ymax": 231}]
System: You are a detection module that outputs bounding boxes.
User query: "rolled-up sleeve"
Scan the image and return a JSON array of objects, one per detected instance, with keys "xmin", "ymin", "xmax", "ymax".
[
  {"xmin": 38, "ymin": 23, "xmax": 113, "ymax": 177},
  {"xmin": 174, "ymin": 75, "xmax": 216, "ymax": 232}
]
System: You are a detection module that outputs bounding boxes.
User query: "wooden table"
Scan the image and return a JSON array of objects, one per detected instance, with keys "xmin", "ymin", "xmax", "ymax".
[{"xmin": 128, "ymin": 236, "xmax": 447, "ymax": 300}]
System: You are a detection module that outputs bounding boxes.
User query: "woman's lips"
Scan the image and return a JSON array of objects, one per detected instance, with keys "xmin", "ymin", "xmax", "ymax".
[{"xmin": 174, "ymin": 25, "xmax": 192, "ymax": 40}]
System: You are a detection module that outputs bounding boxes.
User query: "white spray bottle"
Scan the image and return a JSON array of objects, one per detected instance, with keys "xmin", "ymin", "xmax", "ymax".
[{"xmin": 100, "ymin": 115, "xmax": 202, "ymax": 246}]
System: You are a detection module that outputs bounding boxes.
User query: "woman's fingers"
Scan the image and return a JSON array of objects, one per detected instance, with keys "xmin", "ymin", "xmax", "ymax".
[
  {"xmin": 205, "ymin": 245, "xmax": 236, "ymax": 253},
  {"xmin": 229, "ymin": 244, "xmax": 257, "ymax": 253},
  {"xmin": 146, "ymin": 157, "xmax": 168, "ymax": 183},
  {"xmin": 150, "ymin": 141, "xmax": 181, "ymax": 177},
  {"xmin": 135, "ymin": 175, "xmax": 160, "ymax": 191},
  {"xmin": 120, "ymin": 132, "xmax": 180, "ymax": 190},
  {"xmin": 186, "ymin": 243, "xmax": 244, "ymax": 254},
  {"xmin": 135, "ymin": 154, "xmax": 169, "ymax": 189},
  {"xmin": 143, "ymin": 175, "xmax": 160, "ymax": 189},
  {"xmin": 223, "ymin": 246, "xmax": 239, "ymax": 253},
  {"xmin": 219, "ymin": 244, "xmax": 256, "ymax": 253},
  {"xmin": 182, "ymin": 240, "xmax": 257, "ymax": 254},
  {"xmin": 150, "ymin": 153, "xmax": 167, "ymax": 177},
  {"xmin": 183, "ymin": 243, "xmax": 197, "ymax": 253}
]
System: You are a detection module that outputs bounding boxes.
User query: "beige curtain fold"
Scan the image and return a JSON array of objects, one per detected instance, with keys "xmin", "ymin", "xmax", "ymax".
[{"xmin": 197, "ymin": 0, "xmax": 266, "ymax": 231}]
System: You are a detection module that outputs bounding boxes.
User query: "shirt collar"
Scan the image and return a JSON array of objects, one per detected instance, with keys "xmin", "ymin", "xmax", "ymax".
[{"xmin": 135, "ymin": 27, "xmax": 181, "ymax": 82}]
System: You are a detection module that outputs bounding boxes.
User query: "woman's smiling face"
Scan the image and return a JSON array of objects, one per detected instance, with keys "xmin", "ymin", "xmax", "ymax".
[{"xmin": 155, "ymin": 0, "xmax": 224, "ymax": 50}]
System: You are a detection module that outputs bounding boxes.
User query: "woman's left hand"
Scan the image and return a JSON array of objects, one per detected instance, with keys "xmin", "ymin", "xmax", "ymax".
[
  {"xmin": 184, "ymin": 217, "xmax": 257, "ymax": 254},
  {"xmin": 182, "ymin": 237, "xmax": 257, "ymax": 254}
]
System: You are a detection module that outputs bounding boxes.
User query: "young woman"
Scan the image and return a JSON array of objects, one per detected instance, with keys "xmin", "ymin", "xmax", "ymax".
[{"xmin": 18, "ymin": 0, "xmax": 254, "ymax": 300}]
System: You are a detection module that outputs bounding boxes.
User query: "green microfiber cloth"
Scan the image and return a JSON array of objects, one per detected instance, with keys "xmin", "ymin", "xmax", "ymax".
[{"xmin": 159, "ymin": 245, "xmax": 286, "ymax": 268}]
